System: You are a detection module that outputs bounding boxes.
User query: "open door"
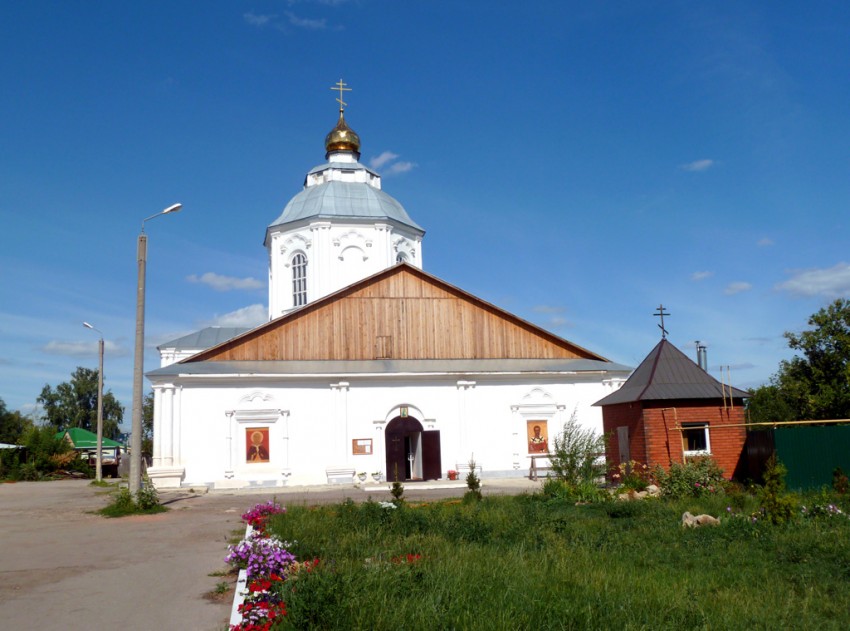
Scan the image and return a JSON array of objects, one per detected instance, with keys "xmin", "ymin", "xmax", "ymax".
[
  {"xmin": 385, "ymin": 416, "xmax": 442, "ymax": 481},
  {"xmin": 385, "ymin": 416, "xmax": 423, "ymax": 481},
  {"xmin": 422, "ymin": 430, "xmax": 442, "ymax": 480}
]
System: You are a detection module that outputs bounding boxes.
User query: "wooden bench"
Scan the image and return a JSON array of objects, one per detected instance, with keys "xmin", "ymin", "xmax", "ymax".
[{"xmin": 527, "ymin": 454, "xmax": 552, "ymax": 481}]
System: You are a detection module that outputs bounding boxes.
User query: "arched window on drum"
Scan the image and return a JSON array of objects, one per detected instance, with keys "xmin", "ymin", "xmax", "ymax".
[{"xmin": 292, "ymin": 252, "xmax": 308, "ymax": 307}]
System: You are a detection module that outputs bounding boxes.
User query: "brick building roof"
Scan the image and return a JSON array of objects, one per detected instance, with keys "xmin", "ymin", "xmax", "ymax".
[{"xmin": 594, "ymin": 338, "xmax": 750, "ymax": 406}]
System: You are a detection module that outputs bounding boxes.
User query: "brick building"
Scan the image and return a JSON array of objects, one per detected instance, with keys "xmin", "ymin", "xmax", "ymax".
[{"xmin": 594, "ymin": 339, "xmax": 750, "ymax": 480}]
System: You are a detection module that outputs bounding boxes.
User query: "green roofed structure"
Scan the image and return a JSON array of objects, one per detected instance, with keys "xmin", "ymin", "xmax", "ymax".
[
  {"xmin": 56, "ymin": 427, "xmax": 126, "ymax": 478},
  {"xmin": 56, "ymin": 427, "xmax": 125, "ymax": 449}
]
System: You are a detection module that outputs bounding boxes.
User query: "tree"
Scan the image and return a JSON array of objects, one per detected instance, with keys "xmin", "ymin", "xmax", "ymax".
[
  {"xmin": 142, "ymin": 391, "xmax": 153, "ymax": 458},
  {"xmin": 749, "ymin": 299, "xmax": 850, "ymax": 422},
  {"xmin": 0, "ymin": 397, "xmax": 32, "ymax": 444},
  {"xmin": 37, "ymin": 367, "xmax": 124, "ymax": 439}
]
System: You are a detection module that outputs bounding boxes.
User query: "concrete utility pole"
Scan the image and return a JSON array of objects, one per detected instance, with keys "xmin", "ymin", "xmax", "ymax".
[
  {"xmin": 129, "ymin": 203, "xmax": 182, "ymax": 495},
  {"xmin": 83, "ymin": 322, "xmax": 104, "ymax": 482}
]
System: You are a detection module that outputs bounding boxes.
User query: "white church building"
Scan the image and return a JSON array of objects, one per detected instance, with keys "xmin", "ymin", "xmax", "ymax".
[{"xmin": 146, "ymin": 93, "xmax": 630, "ymax": 489}]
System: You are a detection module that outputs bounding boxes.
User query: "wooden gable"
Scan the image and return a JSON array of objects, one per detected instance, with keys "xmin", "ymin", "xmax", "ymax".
[{"xmin": 188, "ymin": 264, "xmax": 606, "ymax": 363}]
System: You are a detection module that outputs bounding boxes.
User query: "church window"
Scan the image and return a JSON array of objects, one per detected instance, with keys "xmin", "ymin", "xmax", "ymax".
[
  {"xmin": 292, "ymin": 253, "xmax": 308, "ymax": 306},
  {"xmin": 396, "ymin": 252, "xmax": 408, "ymax": 264}
]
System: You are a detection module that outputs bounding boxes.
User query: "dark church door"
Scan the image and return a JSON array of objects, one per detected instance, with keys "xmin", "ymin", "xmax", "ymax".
[
  {"xmin": 385, "ymin": 416, "xmax": 442, "ymax": 481},
  {"xmin": 421, "ymin": 430, "xmax": 442, "ymax": 480}
]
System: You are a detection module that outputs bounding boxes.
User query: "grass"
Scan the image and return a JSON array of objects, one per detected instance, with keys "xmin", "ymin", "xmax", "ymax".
[
  {"xmin": 89, "ymin": 479, "xmax": 117, "ymax": 488},
  {"xmin": 97, "ymin": 486, "xmax": 168, "ymax": 518},
  {"xmin": 264, "ymin": 493, "xmax": 850, "ymax": 630}
]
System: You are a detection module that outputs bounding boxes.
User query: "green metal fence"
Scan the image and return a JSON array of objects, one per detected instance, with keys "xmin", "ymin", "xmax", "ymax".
[{"xmin": 774, "ymin": 425, "xmax": 850, "ymax": 490}]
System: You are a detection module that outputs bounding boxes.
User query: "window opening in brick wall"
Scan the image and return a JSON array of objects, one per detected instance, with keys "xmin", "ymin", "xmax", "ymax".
[{"xmin": 682, "ymin": 422, "xmax": 710, "ymax": 456}]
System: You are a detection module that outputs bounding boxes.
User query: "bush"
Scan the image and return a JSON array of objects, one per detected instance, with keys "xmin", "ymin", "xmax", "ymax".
[
  {"xmin": 136, "ymin": 475, "xmax": 160, "ymax": 510},
  {"xmin": 99, "ymin": 478, "xmax": 166, "ymax": 518},
  {"xmin": 464, "ymin": 458, "xmax": 482, "ymax": 503},
  {"xmin": 833, "ymin": 467, "xmax": 849, "ymax": 495},
  {"xmin": 611, "ymin": 460, "xmax": 654, "ymax": 492},
  {"xmin": 549, "ymin": 411, "xmax": 606, "ymax": 485},
  {"xmin": 654, "ymin": 457, "xmax": 725, "ymax": 499},
  {"xmin": 542, "ymin": 478, "xmax": 606, "ymax": 503},
  {"xmin": 17, "ymin": 461, "xmax": 42, "ymax": 481},
  {"xmin": 759, "ymin": 455, "xmax": 795, "ymax": 525}
]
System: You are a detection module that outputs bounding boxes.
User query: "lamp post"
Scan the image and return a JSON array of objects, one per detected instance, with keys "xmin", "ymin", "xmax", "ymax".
[
  {"xmin": 130, "ymin": 202, "xmax": 182, "ymax": 495},
  {"xmin": 83, "ymin": 322, "xmax": 104, "ymax": 482}
]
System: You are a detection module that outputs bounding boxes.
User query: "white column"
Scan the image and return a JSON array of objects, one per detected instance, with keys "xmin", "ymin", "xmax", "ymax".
[
  {"xmin": 330, "ymin": 382, "xmax": 350, "ymax": 463},
  {"xmin": 173, "ymin": 386, "xmax": 182, "ymax": 465},
  {"xmin": 152, "ymin": 387, "xmax": 163, "ymax": 467},
  {"xmin": 456, "ymin": 380, "xmax": 476, "ymax": 462},
  {"xmin": 162, "ymin": 387, "xmax": 174, "ymax": 466},
  {"xmin": 510, "ymin": 405, "xmax": 521, "ymax": 470},
  {"xmin": 267, "ymin": 238, "xmax": 276, "ymax": 320},
  {"xmin": 310, "ymin": 222, "xmax": 332, "ymax": 300},
  {"xmin": 374, "ymin": 419, "xmax": 387, "ymax": 475},
  {"xmin": 279, "ymin": 410, "xmax": 291, "ymax": 468},
  {"xmin": 375, "ymin": 223, "xmax": 392, "ymax": 267},
  {"xmin": 224, "ymin": 411, "xmax": 235, "ymax": 479}
]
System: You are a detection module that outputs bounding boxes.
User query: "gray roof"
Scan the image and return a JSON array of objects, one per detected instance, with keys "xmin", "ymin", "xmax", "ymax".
[
  {"xmin": 594, "ymin": 339, "xmax": 750, "ymax": 406},
  {"xmin": 157, "ymin": 326, "xmax": 250, "ymax": 351},
  {"xmin": 307, "ymin": 161, "xmax": 379, "ymax": 177},
  {"xmin": 268, "ymin": 181, "xmax": 424, "ymax": 233},
  {"xmin": 148, "ymin": 358, "xmax": 633, "ymax": 379}
]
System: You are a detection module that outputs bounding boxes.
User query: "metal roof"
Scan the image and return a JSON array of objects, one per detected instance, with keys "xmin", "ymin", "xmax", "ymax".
[
  {"xmin": 307, "ymin": 161, "xmax": 379, "ymax": 177},
  {"xmin": 56, "ymin": 427, "xmax": 125, "ymax": 449},
  {"xmin": 268, "ymin": 181, "xmax": 424, "ymax": 232},
  {"xmin": 148, "ymin": 358, "xmax": 633, "ymax": 379},
  {"xmin": 157, "ymin": 326, "xmax": 250, "ymax": 351},
  {"xmin": 594, "ymin": 338, "xmax": 750, "ymax": 406}
]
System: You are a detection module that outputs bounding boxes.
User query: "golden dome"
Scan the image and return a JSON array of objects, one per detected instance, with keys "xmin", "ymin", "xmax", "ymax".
[{"xmin": 324, "ymin": 112, "xmax": 361, "ymax": 157}]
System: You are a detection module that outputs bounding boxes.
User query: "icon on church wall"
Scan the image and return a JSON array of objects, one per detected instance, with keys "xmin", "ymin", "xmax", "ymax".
[
  {"xmin": 246, "ymin": 427, "xmax": 270, "ymax": 463},
  {"xmin": 527, "ymin": 421, "xmax": 549, "ymax": 453}
]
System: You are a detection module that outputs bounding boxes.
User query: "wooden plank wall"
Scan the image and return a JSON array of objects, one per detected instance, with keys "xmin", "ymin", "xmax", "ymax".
[{"xmin": 196, "ymin": 270, "xmax": 595, "ymax": 362}]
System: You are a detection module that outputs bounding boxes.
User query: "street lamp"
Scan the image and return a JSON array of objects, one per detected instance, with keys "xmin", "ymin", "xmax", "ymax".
[
  {"xmin": 83, "ymin": 321, "xmax": 104, "ymax": 482},
  {"xmin": 130, "ymin": 202, "xmax": 182, "ymax": 495}
]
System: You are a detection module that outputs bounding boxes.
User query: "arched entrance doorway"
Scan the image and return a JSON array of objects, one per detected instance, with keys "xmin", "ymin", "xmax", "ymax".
[{"xmin": 385, "ymin": 416, "xmax": 442, "ymax": 481}]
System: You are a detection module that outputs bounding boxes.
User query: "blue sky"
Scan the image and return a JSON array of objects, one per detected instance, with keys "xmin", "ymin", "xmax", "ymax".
[{"xmin": 2, "ymin": 1, "xmax": 849, "ymax": 423}]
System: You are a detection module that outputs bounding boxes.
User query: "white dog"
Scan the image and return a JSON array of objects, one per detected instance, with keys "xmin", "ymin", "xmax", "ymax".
[{"xmin": 681, "ymin": 511, "xmax": 720, "ymax": 528}]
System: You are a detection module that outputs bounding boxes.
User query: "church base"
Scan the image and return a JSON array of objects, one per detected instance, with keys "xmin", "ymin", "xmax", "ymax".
[{"xmin": 148, "ymin": 466, "xmax": 186, "ymax": 489}]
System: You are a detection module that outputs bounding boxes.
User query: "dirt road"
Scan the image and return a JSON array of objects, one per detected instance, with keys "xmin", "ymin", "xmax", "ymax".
[{"xmin": 0, "ymin": 478, "xmax": 539, "ymax": 630}]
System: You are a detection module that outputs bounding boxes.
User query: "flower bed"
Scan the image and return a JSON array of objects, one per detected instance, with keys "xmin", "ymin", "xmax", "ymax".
[{"xmin": 226, "ymin": 501, "xmax": 295, "ymax": 630}]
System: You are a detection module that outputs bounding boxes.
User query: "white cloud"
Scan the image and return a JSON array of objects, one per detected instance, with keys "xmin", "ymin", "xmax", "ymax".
[
  {"xmin": 41, "ymin": 340, "xmax": 126, "ymax": 357},
  {"xmin": 757, "ymin": 237, "xmax": 774, "ymax": 247},
  {"xmin": 548, "ymin": 316, "xmax": 571, "ymax": 328},
  {"xmin": 680, "ymin": 159, "xmax": 715, "ymax": 172},
  {"xmin": 204, "ymin": 304, "xmax": 267, "ymax": 328},
  {"xmin": 368, "ymin": 151, "xmax": 416, "ymax": 176},
  {"xmin": 285, "ymin": 11, "xmax": 327, "ymax": 29},
  {"xmin": 369, "ymin": 151, "xmax": 399, "ymax": 169},
  {"xmin": 244, "ymin": 12, "xmax": 275, "ymax": 27},
  {"xmin": 776, "ymin": 262, "xmax": 850, "ymax": 298},
  {"xmin": 386, "ymin": 161, "xmax": 416, "ymax": 175},
  {"xmin": 187, "ymin": 272, "xmax": 263, "ymax": 292},
  {"xmin": 691, "ymin": 271, "xmax": 713, "ymax": 281},
  {"xmin": 724, "ymin": 281, "xmax": 752, "ymax": 295}
]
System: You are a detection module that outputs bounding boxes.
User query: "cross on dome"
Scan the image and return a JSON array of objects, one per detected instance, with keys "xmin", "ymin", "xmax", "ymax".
[
  {"xmin": 325, "ymin": 79, "xmax": 360, "ymax": 157},
  {"xmin": 330, "ymin": 79, "xmax": 351, "ymax": 113}
]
